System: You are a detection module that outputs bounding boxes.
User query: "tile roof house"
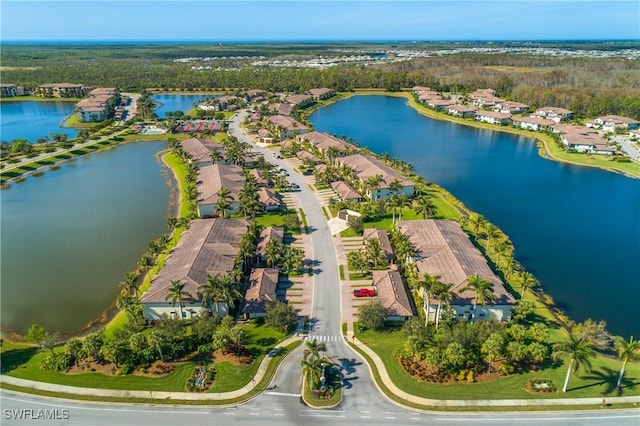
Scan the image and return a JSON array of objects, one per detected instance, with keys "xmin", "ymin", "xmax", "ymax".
[
  {"xmin": 257, "ymin": 187, "xmax": 281, "ymax": 211},
  {"xmin": 286, "ymin": 94, "xmax": 314, "ymax": 108},
  {"xmin": 241, "ymin": 268, "xmax": 280, "ymax": 318},
  {"xmin": 447, "ymin": 104, "xmax": 478, "ymax": 118},
  {"xmin": 296, "ymin": 150, "xmax": 323, "ymax": 165},
  {"xmin": 34, "ymin": 83, "xmax": 87, "ymax": 98},
  {"xmin": 336, "ymin": 154, "xmax": 414, "ymax": 200},
  {"xmin": 469, "ymin": 89, "xmax": 504, "ymax": 107},
  {"xmin": 308, "ymin": 87, "xmax": 334, "ymax": 100},
  {"xmin": 197, "ymin": 164, "xmax": 245, "ymax": 217},
  {"xmin": 267, "ymin": 115, "xmax": 308, "ymax": 139},
  {"xmin": 512, "ymin": 116, "xmax": 555, "ymax": 132},
  {"xmin": 180, "ymin": 137, "xmax": 228, "ymax": 167},
  {"xmin": 331, "ymin": 180, "xmax": 363, "ymax": 202},
  {"xmin": 475, "ymin": 110, "xmax": 512, "ymax": 125},
  {"xmin": 427, "ymin": 98, "xmax": 456, "ymax": 110},
  {"xmin": 256, "ymin": 226, "xmax": 285, "ymax": 266},
  {"xmin": 397, "ymin": 219, "xmax": 515, "ymax": 322},
  {"xmin": 534, "ymin": 107, "xmax": 573, "ymax": 122},
  {"xmin": 298, "ymin": 131, "xmax": 349, "ymax": 157},
  {"xmin": 559, "ymin": 127, "xmax": 614, "ymax": 154},
  {"xmin": 363, "ymin": 228, "xmax": 395, "ymax": 264},
  {"xmin": 141, "ymin": 219, "xmax": 249, "ymax": 320},
  {"xmin": 373, "ymin": 270, "xmax": 415, "ymax": 321},
  {"xmin": 269, "ymin": 103, "xmax": 294, "ymax": 116},
  {"xmin": 593, "ymin": 115, "xmax": 640, "ymax": 132},
  {"xmin": 494, "ymin": 101, "xmax": 529, "ymax": 114}
]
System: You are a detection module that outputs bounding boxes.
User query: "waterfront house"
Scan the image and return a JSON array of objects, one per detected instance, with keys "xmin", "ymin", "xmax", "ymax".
[
  {"xmin": 494, "ymin": 101, "xmax": 529, "ymax": 114},
  {"xmin": 427, "ymin": 98, "xmax": 456, "ymax": 110},
  {"xmin": 474, "ymin": 110, "xmax": 512, "ymax": 125},
  {"xmin": 331, "ymin": 180, "xmax": 364, "ymax": 202},
  {"xmin": 241, "ymin": 268, "xmax": 279, "ymax": 319},
  {"xmin": 141, "ymin": 219, "xmax": 249, "ymax": 320},
  {"xmin": 308, "ymin": 87, "xmax": 334, "ymax": 100},
  {"xmin": 269, "ymin": 103, "xmax": 294, "ymax": 116},
  {"xmin": 397, "ymin": 220, "xmax": 515, "ymax": 322},
  {"xmin": 298, "ymin": 131, "xmax": 349, "ymax": 158},
  {"xmin": 0, "ymin": 84, "xmax": 20, "ymax": 97},
  {"xmin": 196, "ymin": 164, "xmax": 245, "ymax": 217},
  {"xmin": 180, "ymin": 137, "xmax": 227, "ymax": 167},
  {"xmin": 469, "ymin": 88, "xmax": 504, "ymax": 108},
  {"xmin": 534, "ymin": 107, "xmax": 573, "ymax": 122},
  {"xmin": 447, "ymin": 104, "xmax": 478, "ymax": 118},
  {"xmin": 34, "ymin": 83, "xmax": 87, "ymax": 98},
  {"xmin": 363, "ymin": 228, "xmax": 395, "ymax": 264},
  {"xmin": 559, "ymin": 127, "xmax": 613, "ymax": 154},
  {"xmin": 512, "ymin": 116, "xmax": 555, "ymax": 131},
  {"xmin": 373, "ymin": 270, "xmax": 415, "ymax": 321},
  {"xmin": 286, "ymin": 94, "xmax": 314, "ymax": 108},
  {"xmin": 255, "ymin": 226, "xmax": 285, "ymax": 266},
  {"xmin": 266, "ymin": 115, "xmax": 308, "ymax": 139},
  {"xmin": 335, "ymin": 154, "xmax": 414, "ymax": 201}
]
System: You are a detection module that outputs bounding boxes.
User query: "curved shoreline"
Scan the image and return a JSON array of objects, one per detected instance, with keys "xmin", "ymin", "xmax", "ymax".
[{"xmin": 314, "ymin": 90, "xmax": 639, "ymax": 179}]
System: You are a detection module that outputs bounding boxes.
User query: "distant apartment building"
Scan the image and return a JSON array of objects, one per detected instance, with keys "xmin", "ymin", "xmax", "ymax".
[
  {"xmin": 0, "ymin": 83, "xmax": 22, "ymax": 97},
  {"xmin": 34, "ymin": 83, "xmax": 87, "ymax": 98},
  {"xmin": 76, "ymin": 87, "xmax": 120, "ymax": 122}
]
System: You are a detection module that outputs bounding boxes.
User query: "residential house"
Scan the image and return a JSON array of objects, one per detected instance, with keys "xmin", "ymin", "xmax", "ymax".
[
  {"xmin": 269, "ymin": 103, "xmax": 294, "ymax": 116},
  {"xmin": 196, "ymin": 164, "xmax": 245, "ymax": 217},
  {"xmin": 296, "ymin": 150, "xmax": 323, "ymax": 165},
  {"xmin": 76, "ymin": 87, "xmax": 120, "ymax": 122},
  {"xmin": 427, "ymin": 98, "xmax": 456, "ymax": 110},
  {"xmin": 248, "ymin": 169, "xmax": 268, "ymax": 187},
  {"xmin": 266, "ymin": 115, "xmax": 308, "ymax": 139},
  {"xmin": 373, "ymin": 270, "xmax": 415, "ymax": 321},
  {"xmin": 447, "ymin": 104, "xmax": 477, "ymax": 118},
  {"xmin": 308, "ymin": 88, "xmax": 334, "ymax": 100},
  {"xmin": 256, "ymin": 128, "xmax": 275, "ymax": 144},
  {"xmin": 255, "ymin": 226, "xmax": 285, "ymax": 266},
  {"xmin": 298, "ymin": 131, "xmax": 349, "ymax": 158},
  {"xmin": 241, "ymin": 268, "xmax": 279, "ymax": 319},
  {"xmin": 34, "ymin": 83, "xmax": 87, "ymax": 98},
  {"xmin": 257, "ymin": 187, "xmax": 281, "ymax": 211},
  {"xmin": 397, "ymin": 220, "xmax": 515, "ymax": 322},
  {"xmin": 245, "ymin": 89, "xmax": 266, "ymax": 101},
  {"xmin": 475, "ymin": 110, "xmax": 512, "ymax": 125},
  {"xmin": 592, "ymin": 115, "xmax": 640, "ymax": 132},
  {"xmin": 559, "ymin": 127, "xmax": 613, "ymax": 154},
  {"xmin": 331, "ymin": 180, "xmax": 364, "ymax": 202},
  {"xmin": 140, "ymin": 218, "xmax": 249, "ymax": 320},
  {"xmin": 286, "ymin": 94, "xmax": 314, "ymax": 108},
  {"xmin": 534, "ymin": 107, "xmax": 573, "ymax": 122},
  {"xmin": 0, "ymin": 84, "xmax": 19, "ymax": 97},
  {"xmin": 512, "ymin": 116, "xmax": 555, "ymax": 132},
  {"xmin": 469, "ymin": 88, "xmax": 504, "ymax": 108},
  {"xmin": 363, "ymin": 228, "xmax": 395, "ymax": 264},
  {"xmin": 180, "ymin": 137, "xmax": 227, "ymax": 167},
  {"xmin": 336, "ymin": 154, "xmax": 414, "ymax": 200},
  {"xmin": 494, "ymin": 101, "xmax": 529, "ymax": 114}
]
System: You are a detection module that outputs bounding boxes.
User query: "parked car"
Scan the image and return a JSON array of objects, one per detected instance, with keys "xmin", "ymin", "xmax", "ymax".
[
  {"xmin": 353, "ymin": 288, "xmax": 376, "ymax": 297},
  {"xmin": 291, "ymin": 183, "xmax": 300, "ymax": 189}
]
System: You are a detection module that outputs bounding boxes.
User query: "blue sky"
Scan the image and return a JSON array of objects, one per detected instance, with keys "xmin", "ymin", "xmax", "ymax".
[{"xmin": 2, "ymin": 1, "xmax": 639, "ymax": 41}]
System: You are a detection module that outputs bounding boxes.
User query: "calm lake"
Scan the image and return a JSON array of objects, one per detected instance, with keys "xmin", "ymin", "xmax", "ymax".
[
  {"xmin": 0, "ymin": 141, "xmax": 173, "ymax": 334},
  {"xmin": 310, "ymin": 95, "xmax": 640, "ymax": 338},
  {"xmin": 153, "ymin": 93, "xmax": 214, "ymax": 118},
  {"xmin": 0, "ymin": 101, "xmax": 78, "ymax": 142}
]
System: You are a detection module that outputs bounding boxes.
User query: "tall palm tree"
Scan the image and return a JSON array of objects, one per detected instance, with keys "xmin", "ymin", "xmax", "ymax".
[
  {"xmin": 386, "ymin": 194, "xmax": 402, "ymax": 223},
  {"xmin": 519, "ymin": 271, "xmax": 537, "ymax": 300},
  {"xmin": 303, "ymin": 338, "xmax": 326, "ymax": 361},
  {"xmin": 433, "ymin": 282, "xmax": 453, "ymax": 330},
  {"xmin": 365, "ymin": 174, "xmax": 384, "ymax": 201},
  {"xmin": 462, "ymin": 274, "xmax": 496, "ymax": 320},
  {"xmin": 389, "ymin": 178, "xmax": 403, "ymax": 195},
  {"xmin": 484, "ymin": 223, "xmax": 500, "ymax": 252},
  {"xmin": 116, "ymin": 295, "xmax": 142, "ymax": 324},
  {"xmin": 119, "ymin": 271, "xmax": 138, "ymax": 296},
  {"xmin": 301, "ymin": 355, "xmax": 324, "ymax": 390},
  {"xmin": 365, "ymin": 237, "xmax": 385, "ymax": 269},
  {"xmin": 217, "ymin": 273, "xmax": 243, "ymax": 311},
  {"xmin": 613, "ymin": 335, "xmax": 640, "ymax": 390},
  {"xmin": 198, "ymin": 274, "xmax": 221, "ymax": 312},
  {"xmin": 469, "ymin": 214, "xmax": 486, "ymax": 241},
  {"xmin": 553, "ymin": 334, "xmax": 596, "ymax": 392},
  {"xmin": 210, "ymin": 149, "xmax": 223, "ymax": 164},
  {"xmin": 413, "ymin": 195, "xmax": 437, "ymax": 219},
  {"xmin": 416, "ymin": 273, "xmax": 441, "ymax": 326},
  {"xmin": 165, "ymin": 280, "xmax": 192, "ymax": 319},
  {"xmin": 216, "ymin": 186, "xmax": 234, "ymax": 218}
]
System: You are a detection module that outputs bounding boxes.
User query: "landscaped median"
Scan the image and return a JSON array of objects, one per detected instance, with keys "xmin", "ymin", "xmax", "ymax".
[
  {"xmin": 0, "ymin": 337, "xmax": 302, "ymax": 405},
  {"xmin": 347, "ymin": 333, "xmax": 640, "ymax": 411}
]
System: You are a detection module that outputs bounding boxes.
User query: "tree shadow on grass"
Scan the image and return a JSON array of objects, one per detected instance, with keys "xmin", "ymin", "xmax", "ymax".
[
  {"xmin": 0, "ymin": 346, "xmax": 38, "ymax": 374},
  {"xmin": 568, "ymin": 367, "xmax": 620, "ymax": 395}
]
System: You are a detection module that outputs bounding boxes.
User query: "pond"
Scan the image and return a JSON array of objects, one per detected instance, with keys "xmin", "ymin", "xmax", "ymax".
[
  {"xmin": 0, "ymin": 100, "xmax": 78, "ymax": 142},
  {"xmin": 153, "ymin": 93, "xmax": 217, "ymax": 118},
  {"xmin": 310, "ymin": 95, "xmax": 640, "ymax": 338},
  {"xmin": 0, "ymin": 141, "xmax": 174, "ymax": 334}
]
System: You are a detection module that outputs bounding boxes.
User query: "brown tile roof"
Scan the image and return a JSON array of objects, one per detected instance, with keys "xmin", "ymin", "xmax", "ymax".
[
  {"xmin": 296, "ymin": 150, "xmax": 322, "ymax": 163},
  {"xmin": 363, "ymin": 228, "xmax": 394, "ymax": 261},
  {"xmin": 337, "ymin": 154, "xmax": 412, "ymax": 189},
  {"xmin": 180, "ymin": 137, "xmax": 225, "ymax": 163},
  {"xmin": 536, "ymin": 106, "xmax": 573, "ymax": 115},
  {"xmin": 248, "ymin": 169, "xmax": 268, "ymax": 186},
  {"xmin": 331, "ymin": 180, "xmax": 362, "ymax": 201},
  {"xmin": 141, "ymin": 219, "xmax": 249, "ymax": 304},
  {"xmin": 38, "ymin": 83, "xmax": 85, "ymax": 88},
  {"xmin": 269, "ymin": 103, "xmax": 294, "ymax": 116},
  {"xmin": 257, "ymin": 187, "xmax": 280, "ymax": 208},
  {"xmin": 428, "ymin": 98, "xmax": 456, "ymax": 107},
  {"xmin": 286, "ymin": 94, "xmax": 312, "ymax": 106},
  {"xmin": 475, "ymin": 110, "xmax": 512, "ymax": 120},
  {"xmin": 256, "ymin": 227, "xmax": 285, "ymax": 257},
  {"xmin": 299, "ymin": 131, "xmax": 349, "ymax": 152},
  {"xmin": 242, "ymin": 268, "xmax": 279, "ymax": 315},
  {"xmin": 596, "ymin": 115, "xmax": 640, "ymax": 126},
  {"xmin": 513, "ymin": 116, "xmax": 555, "ymax": 126},
  {"xmin": 267, "ymin": 115, "xmax": 308, "ymax": 132},
  {"xmin": 397, "ymin": 220, "xmax": 515, "ymax": 306},
  {"xmin": 373, "ymin": 270, "xmax": 414, "ymax": 318},
  {"xmin": 448, "ymin": 104, "xmax": 478, "ymax": 113},
  {"xmin": 197, "ymin": 164, "xmax": 245, "ymax": 205},
  {"xmin": 308, "ymin": 88, "xmax": 332, "ymax": 96}
]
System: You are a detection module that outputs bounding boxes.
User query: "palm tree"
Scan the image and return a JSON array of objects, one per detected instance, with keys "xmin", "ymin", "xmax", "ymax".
[
  {"xmin": 519, "ymin": 271, "xmax": 537, "ymax": 300},
  {"xmin": 386, "ymin": 194, "xmax": 402, "ymax": 223},
  {"xmin": 389, "ymin": 178, "xmax": 403, "ymax": 195},
  {"xmin": 198, "ymin": 274, "xmax": 221, "ymax": 312},
  {"xmin": 469, "ymin": 214, "xmax": 486, "ymax": 241},
  {"xmin": 553, "ymin": 334, "xmax": 596, "ymax": 392},
  {"xmin": 303, "ymin": 338, "xmax": 326, "ymax": 361},
  {"xmin": 433, "ymin": 282, "xmax": 453, "ymax": 330},
  {"xmin": 165, "ymin": 280, "xmax": 192, "ymax": 319},
  {"xmin": 365, "ymin": 237, "xmax": 385, "ymax": 269},
  {"xmin": 462, "ymin": 274, "xmax": 496, "ymax": 320},
  {"xmin": 216, "ymin": 186, "xmax": 234, "ymax": 218},
  {"xmin": 210, "ymin": 149, "xmax": 223, "ymax": 164},
  {"xmin": 396, "ymin": 194, "xmax": 412, "ymax": 221},
  {"xmin": 413, "ymin": 195, "xmax": 437, "ymax": 219},
  {"xmin": 613, "ymin": 336, "xmax": 640, "ymax": 390},
  {"xmin": 416, "ymin": 273, "xmax": 441, "ymax": 326},
  {"xmin": 119, "ymin": 271, "xmax": 138, "ymax": 296},
  {"xmin": 117, "ymin": 295, "xmax": 142, "ymax": 324},
  {"xmin": 217, "ymin": 273, "xmax": 243, "ymax": 311},
  {"xmin": 325, "ymin": 146, "xmax": 340, "ymax": 165},
  {"xmin": 365, "ymin": 174, "xmax": 384, "ymax": 201},
  {"xmin": 484, "ymin": 223, "xmax": 500, "ymax": 252},
  {"xmin": 493, "ymin": 240, "xmax": 509, "ymax": 265}
]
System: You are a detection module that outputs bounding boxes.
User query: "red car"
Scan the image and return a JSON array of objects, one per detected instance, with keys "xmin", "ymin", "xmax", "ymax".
[{"xmin": 353, "ymin": 288, "xmax": 376, "ymax": 297}]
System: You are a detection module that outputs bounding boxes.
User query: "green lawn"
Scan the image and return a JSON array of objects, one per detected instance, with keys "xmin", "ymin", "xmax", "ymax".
[
  {"xmin": 355, "ymin": 326, "xmax": 640, "ymax": 399},
  {"xmin": 254, "ymin": 210, "xmax": 301, "ymax": 234}
]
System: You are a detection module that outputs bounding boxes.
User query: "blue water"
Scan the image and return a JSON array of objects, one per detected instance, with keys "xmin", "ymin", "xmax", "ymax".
[
  {"xmin": 0, "ymin": 141, "xmax": 173, "ymax": 333},
  {"xmin": 153, "ymin": 93, "xmax": 215, "ymax": 118},
  {"xmin": 310, "ymin": 95, "xmax": 640, "ymax": 338},
  {"xmin": 0, "ymin": 101, "xmax": 78, "ymax": 142}
]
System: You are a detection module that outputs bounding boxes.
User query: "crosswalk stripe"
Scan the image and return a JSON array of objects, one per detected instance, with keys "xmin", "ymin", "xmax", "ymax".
[{"xmin": 304, "ymin": 335, "xmax": 344, "ymax": 342}]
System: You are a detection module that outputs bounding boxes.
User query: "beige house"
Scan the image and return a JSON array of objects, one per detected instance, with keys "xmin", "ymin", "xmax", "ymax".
[
  {"xmin": 34, "ymin": 83, "xmax": 87, "ymax": 98},
  {"xmin": 179, "ymin": 137, "xmax": 228, "ymax": 167},
  {"xmin": 469, "ymin": 88, "xmax": 504, "ymax": 107},
  {"xmin": 286, "ymin": 94, "xmax": 314, "ymax": 108},
  {"xmin": 266, "ymin": 115, "xmax": 308, "ymax": 138},
  {"xmin": 269, "ymin": 103, "xmax": 294, "ymax": 116},
  {"xmin": 197, "ymin": 164, "xmax": 245, "ymax": 217},
  {"xmin": 257, "ymin": 187, "xmax": 281, "ymax": 211},
  {"xmin": 475, "ymin": 110, "xmax": 512, "ymax": 125},
  {"xmin": 592, "ymin": 115, "xmax": 640, "ymax": 132},
  {"xmin": 308, "ymin": 87, "xmax": 334, "ymax": 100},
  {"xmin": 141, "ymin": 219, "xmax": 249, "ymax": 320},
  {"xmin": 76, "ymin": 87, "xmax": 120, "ymax": 122},
  {"xmin": 331, "ymin": 180, "xmax": 363, "ymax": 202},
  {"xmin": 241, "ymin": 268, "xmax": 280, "ymax": 319},
  {"xmin": 534, "ymin": 107, "xmax": 573, "ymax": 122},
  {"xmin": 447, "ymin": 104, "xmax": 477, "ymax": 118},
  {"xmin": 298, "ymin": 131, "xmax": 349, "ymax": 157},
  {"xmin": 336, "ymin": 154, "xmax": 414, "ymax": 200},
  {"xmin": 363, "ymin": 228, "xmax": 395, "ymax": 264},
  {"xmin": 397, "ymin": 220, "xmax": 515, "ymax": 322},
  {"xmin": 373, "ymin": 270, "xmax": 415, "ymax": 321},
  {"xmin": 512, "ymin": 116, "xmax": 555, "ymax": 131}
]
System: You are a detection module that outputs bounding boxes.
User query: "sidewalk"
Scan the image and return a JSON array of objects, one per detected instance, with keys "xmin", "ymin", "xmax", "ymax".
[{"xmin": 1, "ymin": 335, "xmax": 301, "ymax": 402}]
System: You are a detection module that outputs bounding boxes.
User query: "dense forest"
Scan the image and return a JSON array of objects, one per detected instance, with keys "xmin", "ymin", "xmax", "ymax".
[{"xmin": 2, "ymin": 42, "xmax": 639, "ymax": 119}]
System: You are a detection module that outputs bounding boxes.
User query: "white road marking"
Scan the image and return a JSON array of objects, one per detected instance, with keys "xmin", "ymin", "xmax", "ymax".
[{"xmin": 265, "ymin": 391, "xmax": 300, "ymax": 397}]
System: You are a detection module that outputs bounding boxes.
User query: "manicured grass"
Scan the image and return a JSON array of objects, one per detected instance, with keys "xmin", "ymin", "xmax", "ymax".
[
  {"xmin": 63, "ymin": 114, "xmax": 101, "ymax": 129},
  {"xmin": 338, "ymin": 265, "xmax": 345, "ymax": 280},
  {"xmin": 365, "ymin": 208, "xmax": 422, "ymax": 231},
  {"xmin": 254, "ymin": 210, "xmax": 301, "ymax": 234},
  {"xmin": 302, "ymin": 362, "xmax": 342, "ymax": 407},
  {"xmin": 339, "ymin": 227, "xmax": 359, "ymax": 237},
  {"xmin": 355, "ymin": 326, "xmax": 640, "ymax": 399}
]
